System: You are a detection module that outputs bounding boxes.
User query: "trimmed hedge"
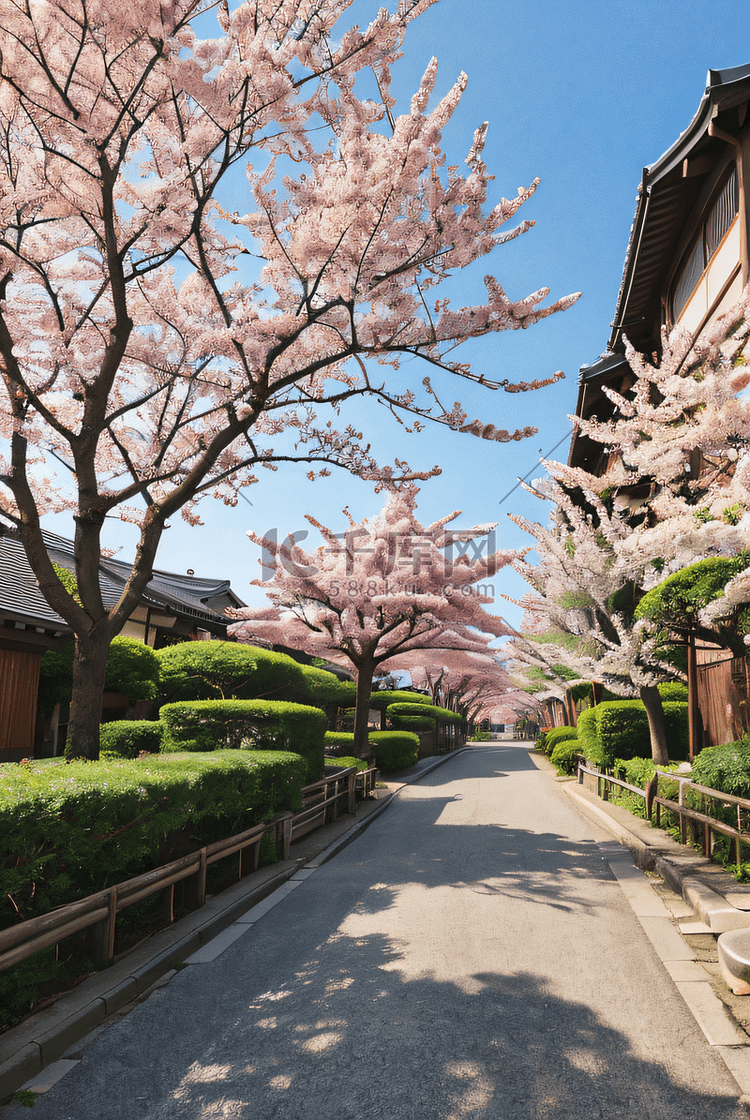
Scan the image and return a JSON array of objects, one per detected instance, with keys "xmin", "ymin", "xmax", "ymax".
[
  {"xmin": 159, "ymin": 699, "xmax": 327, "ymax": 782},
  {"xmin": 99, "ymin": 720, "xmax": 163, "ymax": 758},
  {"xmin": 0, "ymin": 751, "xmax": 307, "ymax": 1030},
  {"xmin": 323, "ymin": 730, "xmax": 355, "ymax": 756},
  {"xmin": 387, "ymin": 702, "xmax": 436, "ymax": 732},
  {"xmin": 324, "ymin": 755, "xmax": 370, "ymax": 773},
  {"xmin": 545, "ymin": 726, "xmax": 578, "ymax": 754},
  {"xmin": 581, "ymin": 699, "xmax": 689, "ymax": 767},
  {"xmin": 691, "ymin": 739, "xmax": 750, "ymax": 798},
  {"xmin": 551, "ymin": 738, "xmax": 581, "ymax": 774},
  {"xmin": 368, "ymin": 731, "xmax": 420, "ymax": 771},
  {"xmin": 658, "ymin": 681, "xmax": 689, "ymax": 703},
  {"xmin": 536, "ymin": 726, "xmax": 577, "ymax": 757},
  {"xmin": 575, "ymin": 708, "xmax": 601, "ymax": 763},
  {"xmin": 156, "ymin": 641, "xmax": 306, "ymax": 703},
  {"xmin": 386, "ymin": 701, "xmax": 464, "ymax": 733},
  {"xmin": 367, "ymin": 690, "xmax": 433, "ymax": 712},
  {"xmin": 296, "ymin": 667, "xmax": 355, "ymax": 708}
]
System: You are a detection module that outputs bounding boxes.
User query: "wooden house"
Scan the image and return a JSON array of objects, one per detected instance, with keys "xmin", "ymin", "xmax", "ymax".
[{"xmin": 569, "ymin": 64, "xmax": 750, "ymax": 749}]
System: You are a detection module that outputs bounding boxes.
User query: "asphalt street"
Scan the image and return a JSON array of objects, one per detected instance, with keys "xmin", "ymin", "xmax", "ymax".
[{"xmin": 15, "ymin": 743, "xmax": 750, "ymax": 1119}]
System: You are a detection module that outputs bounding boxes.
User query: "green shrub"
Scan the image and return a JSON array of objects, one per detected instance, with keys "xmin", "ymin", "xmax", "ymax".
[
  {"xmin": 387, "ymin": 702, "xmax": 437, "ymax": 732},
  {"xmin": 691, "ymin": 739, "xmax": 750, "ymax": 798},
  {"xmin": 38, "ymin": 636, "xmax": 161, "ymax": 714},
  {"xmin": 658, "ymin": 681, "xmax": 689, "ymax": 703},
  {"xmin": 295, "ymin": 666, "xmax": 355, "ymax": 708},
  {"xmin": 616, "ymin": 756, "xmax": 658, "ymax": 788},
  {"xmin": 535, "ymin": 729, "xmax": 549, "ymax": 753},
  {"xmin": 0, "ymin": 750, "xmax": 307, "ymax": 1031},
  {"xmin": 323, "ymin": 731, "xmax": 356, "ymax": 755},
  {"xmin": 386, "ymin": 701, "xmax": 463, "ymax": 732},
  {"xmin": 99, "ymin": 720, "xmax": 163, "ymax": 759},
  {"xmin": 368, "ymin": 731, "xmax": 420, "ymax": 771},
  {"xmin": 324, "ymin": 756, "xmax": 369, "ymax": 772},
  {"xmin": 103, "ymin": 638, "xmax": 161, "ymax": 701},
  {"xmin": 575, "ymin": 708, "xmax": 602, "ymax": 764},
  {"xmin": 551, "ymin": 738, "xmax": 581, "ymax": 774},
  {"xmin": 159, "ymin": 698, "xmax": 327, "ymax": 782},
  {"xmin": 156, "ymin": 641, "xmax": 307, "ymax": 704},
  {"xmin": 581, "ymin": 699, "xmax": 689, "ymax": 767},
  {"xmin": 595, "ymin": 700, "xmax": 649, "ymax": 763},
  {"xmin": 546, "ymin": 727, "xmax": 579, "ymax": 752},
  {"xmin": 367, "ymin": 690, "xmax": 433, "ymax": 712}
]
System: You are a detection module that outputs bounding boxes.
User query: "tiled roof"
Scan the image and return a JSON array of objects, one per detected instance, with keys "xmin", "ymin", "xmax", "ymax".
[
  {"xmin": 0, "ymin": 535, "xmax": 68, "ymax": 630},
  {"xmin": 0, "ymin": 529, "xmax": 244, "ymax": 632},
  {"xmin": 609, "ymin": 63, "xmax": 750, "ymax": 355}
]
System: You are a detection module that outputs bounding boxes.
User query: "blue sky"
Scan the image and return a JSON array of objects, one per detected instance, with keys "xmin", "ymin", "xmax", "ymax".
[{"xmin": 79, "ymin": 0, "xmax": 750, "ymax": 628}]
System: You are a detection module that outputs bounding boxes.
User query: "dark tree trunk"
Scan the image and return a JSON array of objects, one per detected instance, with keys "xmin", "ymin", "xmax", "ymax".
[
  {"xmin": 353, "ymin": 659, "xmax": 376, "ymax": 761},
  {"xmin": 639, "ymin": 684, "xmax": 669, "ymax": 766},
  {"xmin": 66, "ymin": 628, "xmax": 113, "ymax": 760}
]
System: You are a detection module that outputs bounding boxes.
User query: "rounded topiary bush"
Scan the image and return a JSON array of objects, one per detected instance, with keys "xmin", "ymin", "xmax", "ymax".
[
  {"xmin": 369, "ymin": 731, "xmax": 420, "ymax": 772},
  {"xmin": 387, "ymin": 702, "xmax": 437, "ymax": 732},
  {"xmin": 159, "ymin": 699, "xmax": 327, "ymax": 782},
  {"xmin": 545, "ymin": 726, "xmax": 579, "ymax": 753},
  {"xmin": 551, "ymin": 738, "xmax": 581, "ymax": 774},
  {"xmin": 99, "ymin": 720, "xmax": 163, "ymax": 758}
]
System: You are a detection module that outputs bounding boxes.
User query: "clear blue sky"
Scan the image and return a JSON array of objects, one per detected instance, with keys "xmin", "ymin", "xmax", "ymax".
[{"xmin": 71, "ymin": 0, "xmax": 750, "ymax": 629}]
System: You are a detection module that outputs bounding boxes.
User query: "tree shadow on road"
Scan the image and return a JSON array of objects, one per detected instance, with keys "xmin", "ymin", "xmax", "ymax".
[{"xmin": 36, "ymin": 933, "xmax": 750, "ymax": 1120}]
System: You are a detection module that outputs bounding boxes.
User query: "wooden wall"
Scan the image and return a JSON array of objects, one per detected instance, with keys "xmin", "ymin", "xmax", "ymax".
[
  {"xmin": 0, "ymin": 648, "xmax": 42, "ymax": 762},
  {"xmin": 696, "ymin": 646, "xmax": 750, "ymax": 748}
]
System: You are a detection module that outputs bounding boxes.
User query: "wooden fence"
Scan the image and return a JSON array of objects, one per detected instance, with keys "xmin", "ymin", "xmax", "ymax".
[
  {"xmin": 0, "ymin": 764, "xmax": 379, "ymax": 974},
  {"xmin": 577, "ymin": 762, "xmax": 750, "ymax": 866}
]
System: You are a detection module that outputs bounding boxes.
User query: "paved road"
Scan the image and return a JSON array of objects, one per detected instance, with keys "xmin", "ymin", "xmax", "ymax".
[{"xmin": 18, "ymin": 744, "xmax": 750, "ymax": 1118}]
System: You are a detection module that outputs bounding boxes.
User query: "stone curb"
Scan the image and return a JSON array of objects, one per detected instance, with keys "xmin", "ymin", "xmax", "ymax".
[
  {"xmin": 0, "ymin": 748, "xmax": 463, "ymax": 1103},
  {"xmin": 559, "ymin": 773, "xmax": 750, "ymax": 934}
]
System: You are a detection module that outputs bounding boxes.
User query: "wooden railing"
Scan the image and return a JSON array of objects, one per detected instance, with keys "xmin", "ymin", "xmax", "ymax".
[
  {"xmin": 0, "ymin": 764, "xmax": 378, "ymax": 973},
  {"xmin": 577, "ymin": 761, "xmax": 750, "ymax": 866}
]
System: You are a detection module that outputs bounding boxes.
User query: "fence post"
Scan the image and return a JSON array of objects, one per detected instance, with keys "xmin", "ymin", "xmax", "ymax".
[
  {"xmin": 645, "ymin": 775, "xmax": 658, "ymax": 822},
  {"xmin": 90, "ymin": 886, "xmax": 118, "ymax": 967},
  {"xmin": 348, "ymin": 770, "xmax": 356, "ymax": 815},
  {"xmin": 679, "ymin": 778, "xmax": 687, "ymax": 846}
]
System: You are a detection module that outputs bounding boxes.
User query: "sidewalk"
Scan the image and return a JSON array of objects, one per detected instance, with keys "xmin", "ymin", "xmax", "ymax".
[
  {"xmin": 554, "ymin": 762, "xmax": 750, "ymax": 931},
  {"xmin": 0, "ymin": 752, "xmax": 457, "ymax": 1103}
]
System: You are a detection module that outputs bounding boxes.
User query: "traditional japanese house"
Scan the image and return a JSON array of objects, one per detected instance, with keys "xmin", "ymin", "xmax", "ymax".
[
  {"xmin": 569, "ymin": 63, "xmax": 750, "ymax": 749},
  {"xmin": 0, "ymin": 526, "xmax": 244, "ymax": 761}
]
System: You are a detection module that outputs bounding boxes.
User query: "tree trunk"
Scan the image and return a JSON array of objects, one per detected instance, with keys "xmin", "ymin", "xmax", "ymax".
[
  {"xmin": 639, "ymin": 684, "xmax": 669, "ymax": 766},
  {"xmin": 66, "ymin": 629, "xmax": 112, "ymax": 760},
  {"xmin": 353, "ymin": 659, "xmax": 376, "ymax": 761}
]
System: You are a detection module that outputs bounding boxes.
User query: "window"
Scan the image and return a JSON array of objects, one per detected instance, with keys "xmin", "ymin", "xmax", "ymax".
[{"xmin": 672, "ymin": 166, "xmax": 739, "ymax": 322}]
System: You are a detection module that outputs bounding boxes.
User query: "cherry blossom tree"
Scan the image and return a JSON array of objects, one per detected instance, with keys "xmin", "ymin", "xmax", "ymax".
[
  {"xmin": 383, "ymin": 647, "xmax": 518, "ymax": 730},
  {"xmin": 511, "ymin": 291, "xmax": 750, "ymax": 761},
  {"xmin": 0, "ymin": 0, "xmax": 580, "ymax": 758},
  {"xmin": 228, "ymin": 487, "xmax": 517, "ymax": 757}
]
